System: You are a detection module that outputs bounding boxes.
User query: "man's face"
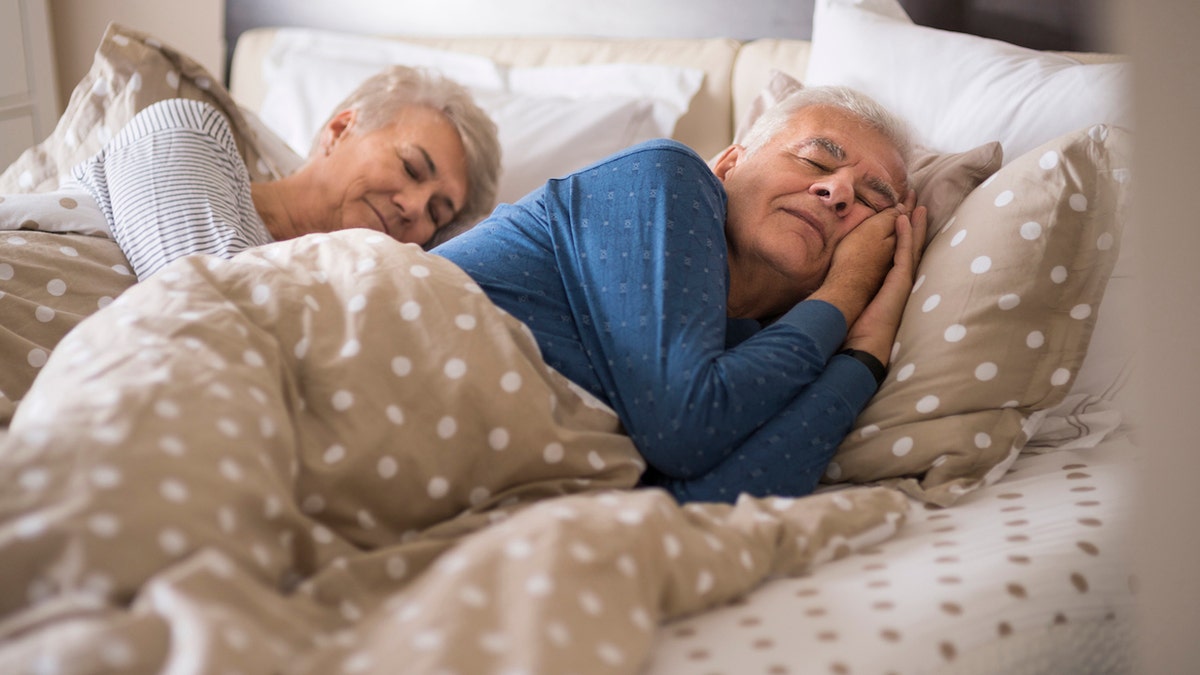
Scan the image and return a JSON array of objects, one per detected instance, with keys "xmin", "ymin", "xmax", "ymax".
[{"xmin": 715, "ymin": 104, "xmax": 907, "ymax": 319}]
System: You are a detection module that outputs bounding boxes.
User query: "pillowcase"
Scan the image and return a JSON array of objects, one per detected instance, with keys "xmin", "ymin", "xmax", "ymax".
[
  {"xmin": 255, "ymin": 28, "xmax": 705, "ymax": 205},
  {"xmin": 0, "ymin": 23, "xmax": 295, "ymax": 195},
  {"xmin": 825, "ymin": 124, "xmax": 1131, "ymax": 506},
  {"xmin": 1027, "ymin": 209, "xmax": 1138, "ymax": 449},
  {"xmin": 805, "ymin": 0, "xmax": 1132, "ymax": 163},
  {"xmin": 729, "ymin": 70, "xmax": 1003, "ymax": 238},
  {"xmin": 804, "ymin": 0, "xmax": 1137, "ymax": 450}
]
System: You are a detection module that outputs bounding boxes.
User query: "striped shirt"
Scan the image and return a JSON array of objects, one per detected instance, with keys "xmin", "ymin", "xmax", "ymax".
[{"xmin": 71, "ymin": 98, "xmax": 273, "ymax": 279}]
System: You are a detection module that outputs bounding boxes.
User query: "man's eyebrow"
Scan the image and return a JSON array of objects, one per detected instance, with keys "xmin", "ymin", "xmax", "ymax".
[
  {"xmin": 866, "ymin": 175, "xmax": 899, "ymax": 207},
  {"xmin": 797, "ymin": 136, "xmax": 846, "ymax": 161}
]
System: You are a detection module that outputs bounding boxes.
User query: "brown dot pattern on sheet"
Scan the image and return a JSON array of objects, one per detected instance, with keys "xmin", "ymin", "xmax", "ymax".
[{"xmin": 646, "ymin": 444, "xmax": 1138, "ymax": 675}]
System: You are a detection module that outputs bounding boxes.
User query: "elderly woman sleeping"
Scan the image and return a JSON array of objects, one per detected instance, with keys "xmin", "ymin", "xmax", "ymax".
[{"xmin": 66, "ymin": 64, "xmax": 502, "ymax": 279}]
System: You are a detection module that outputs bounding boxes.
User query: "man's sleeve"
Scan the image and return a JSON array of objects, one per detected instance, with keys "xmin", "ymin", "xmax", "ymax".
[
  {"xmin": 544, "ymin": 141, "xmax": 877, "ymax": 490},
  {"xmin": 642, "ymin": 352, "xmax": 879, "ymax": 503}
]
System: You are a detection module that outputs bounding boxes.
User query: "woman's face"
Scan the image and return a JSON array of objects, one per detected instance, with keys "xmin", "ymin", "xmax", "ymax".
[{"xmin": 316, "ymin": 105, "xmax": 469, "ymax": 245}]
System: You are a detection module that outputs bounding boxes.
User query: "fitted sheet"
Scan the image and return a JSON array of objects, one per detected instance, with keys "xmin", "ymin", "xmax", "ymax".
[{"xmin": 645, "ymin": 435, "xmax": 1139, "ymax": 674}]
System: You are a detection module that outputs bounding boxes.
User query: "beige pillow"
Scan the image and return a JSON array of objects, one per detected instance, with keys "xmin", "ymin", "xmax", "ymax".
[
  {"xmin": 906, "ymin": 141, "xmax": 1003, "ymax": 240},
  {"xmin": 0, "ymin": 227, "xmax": 136, "ymax": 426},
  {"xmin": 0, "ymin": 22, "xmax": 295, "ymax": 194},
  {"xmin": 826, "ymin": 124, "xmax": 1131, "ymax": 506},
  {"xmin": 728, "ymin": 70, "xmax": 1002, "ymax": 238}
]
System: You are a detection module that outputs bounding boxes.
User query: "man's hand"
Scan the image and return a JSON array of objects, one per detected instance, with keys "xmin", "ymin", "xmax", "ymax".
[
  {"xmin": 843, "ymin": 193, "xmax": 929, "ymax": 366},
  {"xmin": 807, "ymin": 189, "xmax": 920, "ymax": 330}
]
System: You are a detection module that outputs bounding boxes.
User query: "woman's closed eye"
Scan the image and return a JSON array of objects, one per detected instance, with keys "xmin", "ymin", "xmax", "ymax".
[{"xmin": 403, "ymin": 159, "xmax": 421, "ymax": 181}]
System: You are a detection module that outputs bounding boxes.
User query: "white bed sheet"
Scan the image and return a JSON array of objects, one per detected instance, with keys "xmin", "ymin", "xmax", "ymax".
[{"xmin": 645, "ymin": 435, "xmax": 1140, "ymax": 674}]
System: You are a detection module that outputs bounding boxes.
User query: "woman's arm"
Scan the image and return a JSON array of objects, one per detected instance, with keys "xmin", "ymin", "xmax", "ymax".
[{"xmin": 70, "ymin": 99, "xmax": 272, "ymax": 279}]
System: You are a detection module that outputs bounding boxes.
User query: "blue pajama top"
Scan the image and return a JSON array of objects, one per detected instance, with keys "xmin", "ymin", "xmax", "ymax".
[{"xmin": 434, "ymin": 140, "xmax": 878, "ymax": 503}]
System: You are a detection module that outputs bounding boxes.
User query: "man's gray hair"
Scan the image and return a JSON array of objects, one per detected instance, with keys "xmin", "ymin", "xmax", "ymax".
[
  {"xmin": 316, "ymin": 65, "xmax": 502, "ymax": 243},
  {"xmin": 739, "ymin": 85, "xmax": 914, "ymax": 180}
]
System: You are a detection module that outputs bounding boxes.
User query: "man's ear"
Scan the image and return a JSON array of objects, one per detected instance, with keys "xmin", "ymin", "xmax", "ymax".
[
  {"xmin": 317, "ymin": 108, "xmax": 357, "ymax": 156},
  {"xmin": 711, "ymin": 144, "xmax": 745, "ymax": 182}
]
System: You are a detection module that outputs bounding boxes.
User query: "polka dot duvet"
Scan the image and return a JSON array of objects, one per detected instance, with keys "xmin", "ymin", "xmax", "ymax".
[
  {"xmin": 0, "ymin": 229, "xmax": 909, "ymax": 673},
  {"xmin": 0, "ymin": 194, "xmax": 137, "ymax": 425}
]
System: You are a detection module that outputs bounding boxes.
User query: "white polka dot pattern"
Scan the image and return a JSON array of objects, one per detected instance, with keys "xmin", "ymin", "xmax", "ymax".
[
  {"xmin": 0, "ymin": 229, "xmax": 910, "ymax": 674},
  {"xmin": 830, "ymin": 125, "xmax": 1131, "ymax": 506},
  {"xmin": 0, "ymin": 229, "xmax": 135, "ymax": 426}
]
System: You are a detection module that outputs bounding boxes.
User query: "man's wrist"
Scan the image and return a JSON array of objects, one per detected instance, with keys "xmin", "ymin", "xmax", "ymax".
[{"xmin": 837, "ymin": 348, "xmax": 888, "ymax": 387}]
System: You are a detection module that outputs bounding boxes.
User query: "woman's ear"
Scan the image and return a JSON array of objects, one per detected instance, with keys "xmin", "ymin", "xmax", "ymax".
[
  {"xmin": 711, "ymin": 144, "xmax": 745, "ymax": 181},
  {"xmin": 317, "ymin": 108, "xmax": 357, "ymax": 157}
]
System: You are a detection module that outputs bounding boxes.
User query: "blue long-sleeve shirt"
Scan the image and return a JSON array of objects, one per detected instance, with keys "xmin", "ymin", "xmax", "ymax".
[{"xmin": 434, "ymin": 140, "xmax": 878, "ymax": 502}]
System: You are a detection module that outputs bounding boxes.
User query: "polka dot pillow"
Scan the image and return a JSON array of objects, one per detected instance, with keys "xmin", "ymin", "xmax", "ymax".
[
  {"xmin": 0, "ymin": 22, "xmax": 299, "ymax": 195},
  {"xmin": 826, "ymin": 124, "xmax": 1131, "ymax": 506}
]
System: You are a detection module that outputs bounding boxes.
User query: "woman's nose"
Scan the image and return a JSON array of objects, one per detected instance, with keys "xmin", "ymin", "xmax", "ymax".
[
  {"xmin": 392, "ymin": 189, "xmax": 437, "ymax": 242},
  {"xmin": 393, "ymin": 187, "xmax": 429, "ymax": 221}
]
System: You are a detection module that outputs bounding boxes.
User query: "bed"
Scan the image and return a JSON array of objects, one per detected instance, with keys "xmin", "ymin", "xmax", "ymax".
[{"xmin": 0, "ymin": 0, "xmax": 1138, "ymax": 673}]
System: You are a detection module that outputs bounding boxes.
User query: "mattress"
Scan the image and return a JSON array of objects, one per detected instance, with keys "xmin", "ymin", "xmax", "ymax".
[{"xmin": 645, "ymin": 436, "xmax": 1139, "ymax": 674}]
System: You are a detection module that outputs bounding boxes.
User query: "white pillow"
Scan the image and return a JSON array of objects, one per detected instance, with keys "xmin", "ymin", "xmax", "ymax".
[
  {"xmin": 804, "ymin": 0, "xmax": 1136, "ymax": 449},
  {"xmin": 471, "ymin": 91, "xmax": 664, "ymax": 206},
  {"xmin": 256, "ymin": 28, "xmax": 703, "ymax": 205},
  {"xmin": 258, "ymin": 29, "xmax": 507, "ymax": 156},
  {"xmin": 805, "ymin": 0, "xmax": 1132, "ymax": 162}
]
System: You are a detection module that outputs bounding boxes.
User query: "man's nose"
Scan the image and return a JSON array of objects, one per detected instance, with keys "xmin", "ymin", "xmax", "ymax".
[{"xmin": 812, "ymin": 178, "xmax": 852, "ymax": 215}]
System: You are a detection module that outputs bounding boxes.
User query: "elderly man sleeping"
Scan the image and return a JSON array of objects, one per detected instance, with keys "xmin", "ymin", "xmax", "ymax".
[{"xmin": 436, "ymin": 84, "xmax": 927, "ymax": 502}]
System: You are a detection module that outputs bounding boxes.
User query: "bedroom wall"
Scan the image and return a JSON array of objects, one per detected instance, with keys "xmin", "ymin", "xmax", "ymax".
[
  {"xmin": 1125, "ymin": 0, "xmax": 1200, "ymax": 670},
  {"xmin": 46, "ymin": 0, "xmax": 224, "ymax": 113},
  {"xmin": 900, "ymin": 0, "xmax": 1117, "ymax": 51}
]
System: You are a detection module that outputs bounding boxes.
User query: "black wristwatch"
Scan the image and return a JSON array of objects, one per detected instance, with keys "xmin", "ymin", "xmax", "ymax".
[{"xmin": 837, "ymin": 348, "xmax": 888, "ymax": 387}]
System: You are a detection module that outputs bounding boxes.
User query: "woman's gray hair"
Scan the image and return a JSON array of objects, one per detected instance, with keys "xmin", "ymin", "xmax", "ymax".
[
  {"xmin": 318, "ymin": 65, "xmax": 502, "ymax": 244},
  {"xmin": 739, "ymin": 85, "xmax": 914, "ymax": 185}
]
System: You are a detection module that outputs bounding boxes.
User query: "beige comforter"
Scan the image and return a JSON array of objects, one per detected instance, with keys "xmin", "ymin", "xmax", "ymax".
[{"xmin": 0, "ymin": 230, "xmax": 908, "ymax": 673}]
